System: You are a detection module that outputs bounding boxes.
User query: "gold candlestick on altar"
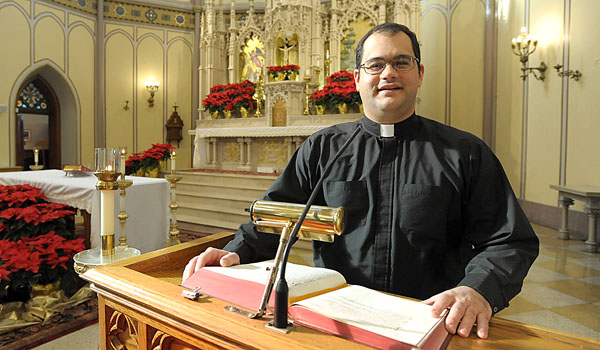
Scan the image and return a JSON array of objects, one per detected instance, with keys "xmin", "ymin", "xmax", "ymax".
[
  {"xmin": 117, "ymin": 149, "xmax": 133, "ymax": 247},
  {"xmin": 303, "ymin": 70, "xmax": 312, "ymax": 115},
  {"xmin": 165, "ymin": 151, "xmax": 182, "ymax": 246},
  {"xmin": 253, "ymin": 70, "xmax": 265, "ymax": 118}
]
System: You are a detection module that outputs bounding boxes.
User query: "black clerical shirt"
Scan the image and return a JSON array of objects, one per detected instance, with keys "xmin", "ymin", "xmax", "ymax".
[{"xmin": 224, "ymin": 114, "xmax": 539, "ymax": 314}]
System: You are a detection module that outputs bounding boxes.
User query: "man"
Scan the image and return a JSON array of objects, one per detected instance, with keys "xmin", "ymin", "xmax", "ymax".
[{"xmin": 183, "ymin": 23, "xmax": 539, "ymax": 340}]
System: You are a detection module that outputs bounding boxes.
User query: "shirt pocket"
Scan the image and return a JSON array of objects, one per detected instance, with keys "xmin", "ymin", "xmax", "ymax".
[
  {"xmin": 399, "ymin": 184, "xmax": 450, "ymax": 249},
  {"xmin": 323, "ymin": 180, "xmax": 368, "ymax": 229}
]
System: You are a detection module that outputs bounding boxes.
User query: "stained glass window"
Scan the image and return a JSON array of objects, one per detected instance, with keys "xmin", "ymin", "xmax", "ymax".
[{"xmin": 17, "ymin": 83, "xmax": 47, "ymax": 110}]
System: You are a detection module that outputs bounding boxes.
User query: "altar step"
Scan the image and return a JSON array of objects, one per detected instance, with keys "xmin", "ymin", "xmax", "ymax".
[{"xmin": 176, "ymin": 170, "xmax": 277, "ymax": 234}]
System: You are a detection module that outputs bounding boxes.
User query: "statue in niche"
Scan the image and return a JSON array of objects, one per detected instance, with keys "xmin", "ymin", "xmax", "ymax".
[{"xmin": 278, "ymin": 38, "xmax": 296, "ymax": 65}]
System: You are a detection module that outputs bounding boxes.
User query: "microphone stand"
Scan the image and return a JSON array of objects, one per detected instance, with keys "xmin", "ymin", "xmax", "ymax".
[{"xmin": 270, "ymin": 125, "xmax": 362, "ymax": 330}]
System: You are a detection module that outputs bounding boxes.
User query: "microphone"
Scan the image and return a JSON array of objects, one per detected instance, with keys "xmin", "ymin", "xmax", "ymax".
[{"xmin": 272, "ymin": 124, "xmax": 362, "ymax": 329}]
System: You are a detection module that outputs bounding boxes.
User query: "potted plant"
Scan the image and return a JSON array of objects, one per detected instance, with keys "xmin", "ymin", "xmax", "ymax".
[
  {"xmin": 203, "ymin": 80, "xmax": 257, "ymax": 118},
  {"xmin": 0, "ymin": 184, "xmax": 83, "ymax": 303},
  {"xmin": 311, "ymin": 70, "xmax": 362, "ymax": 114},
  {"xmin": 125, "ymin": 143, "xmax": 175, "ymax": 177},
  {"xmin": 266, "ymin": 65, "xmax": 300, "ymax": 81}
]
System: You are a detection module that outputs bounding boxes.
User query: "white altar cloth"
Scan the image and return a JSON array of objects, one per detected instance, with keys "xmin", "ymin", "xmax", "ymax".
[{"xmin": 0, "ymin": 170, "xmax": 169, "ymax": 253}]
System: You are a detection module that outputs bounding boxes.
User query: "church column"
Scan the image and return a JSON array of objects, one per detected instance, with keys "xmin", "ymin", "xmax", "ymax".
[
  {"xmin": 329, "ymin": 0, "xmax": 341, "ymax": 74},
  {"xmin": 246, "ymin": 139, "xmax": 252, "ymax": 168},
  {"xmin": 204, "ymin": 0, "xmax": 217, "ymax": 90},
  {"xmin": 199, "ymin": 12, "xmax": 207, "ymax": 120},
  {"xmin": 95, "ymin": 0, "xmax": 106, "ymax": 147},
  {"xmin": 286, "ymin": 137, "xmax": 294, "ymax": 159},
  {"xmin": 378, "ymin": 3, "xmax": 386, "ymax": 24},
  {"xmin": 311, "ymin": 0, "xmax": 322, "ymax": 81},
  {"xmin": 410, "ymin": 0, "xmax": 421, "ymax": 38},
  {"xmin": 228, "ymin": 1, "xmax": 238, "ymax": 83},
  {"xmin": 205, "ymin": 137, "xmax": 213, "ymax": 166},
  {"xmin": 193, "ymin": 0, "xmax": 202, "ymax": 126}
]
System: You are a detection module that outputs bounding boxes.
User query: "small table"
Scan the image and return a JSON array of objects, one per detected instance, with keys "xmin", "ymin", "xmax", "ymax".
[{"xmin": 550, "ymin": 185, "xmax": 600, "ymax": 253}]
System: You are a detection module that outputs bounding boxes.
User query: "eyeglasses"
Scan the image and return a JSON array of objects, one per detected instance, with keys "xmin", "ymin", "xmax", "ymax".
[{"xmin": 359, "ymin": 56, "xmax": 420, "ymax": 75}]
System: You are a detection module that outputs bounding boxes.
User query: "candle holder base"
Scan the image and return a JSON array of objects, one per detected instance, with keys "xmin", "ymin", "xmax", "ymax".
[
  {"xmin": 30, "ymin": 165, "xmax": 44, "ymax": 171},
  {"xmin": 73, "ymin": 246, "xmax": 141, "ymax": 275}
]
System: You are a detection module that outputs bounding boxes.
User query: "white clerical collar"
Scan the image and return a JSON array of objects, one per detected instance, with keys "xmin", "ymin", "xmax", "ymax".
[{"xmin": 380, "ymin": 124, "xmax": 395, "ymax": 137}]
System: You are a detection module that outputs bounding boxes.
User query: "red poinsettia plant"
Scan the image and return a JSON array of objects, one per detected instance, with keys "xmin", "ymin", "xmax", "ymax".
[
  {"xmin": 202, "ymin": 80, "xmax": 256, "ymax": 114},
  {"xmin": 125, "ymin": 143, "xmax": 175, "ymax": 175},
  {"xmin": 311, "ymin": 70, "xmax": 361, "ymax": 110},
  {"xmin": 0, "ymin": 231, "xmax": 85, "ymax": 300},
  {"xmin": 0, "ymin": 184, "xmax": 47, "ymax": 211},
  {"xmin": 0, "ymin": 185, "xmax": 81, "ymax": 302},
  {"xmin": 266, "ymin": 64, "xmax": 300, "ymax": 73},
  {"xmin": 266, "ymin": 65, "xmax": 300, "ymax": 80},
  {"xmin": 0, "ymin": 185, "xmax": 75, "ymax": 241}
]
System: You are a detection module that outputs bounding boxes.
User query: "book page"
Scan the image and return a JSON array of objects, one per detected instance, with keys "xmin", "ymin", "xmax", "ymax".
[
  {"xmin": 202, "ymin": 261, "xmax": 347, "ymax": 299},
  {"xmin": 292, "ymin": 285, "xmax": 442, "ymax": 346}
]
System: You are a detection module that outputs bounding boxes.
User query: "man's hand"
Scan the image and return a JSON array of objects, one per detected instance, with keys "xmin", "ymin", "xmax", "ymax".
[
  {"xmin": 422, "ymin": 286, "xmax": 492, "ymax": 339},
  {"xmin": 181, "ymin": 247, "xmax": 240, "ymax": 281}
]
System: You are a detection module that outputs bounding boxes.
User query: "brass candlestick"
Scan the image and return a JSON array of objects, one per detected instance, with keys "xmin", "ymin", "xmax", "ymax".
[
  {"xmin": 303, "ymin": 71, "xmax": 311, "ymax": 115},
  {"xmin": 253, "ymin": 71, "xmax": 265, "ymax": 118},
  {"xmin": 117, "ymin": 175, "xmax": 133, "ymax": 247},
  {"xmin": 73, "ymin": 148, "xmax": 141, "ymax": 275},
  {"xmin": 165, "ymin": 153, "xmax": 182, "ymax": 246}
]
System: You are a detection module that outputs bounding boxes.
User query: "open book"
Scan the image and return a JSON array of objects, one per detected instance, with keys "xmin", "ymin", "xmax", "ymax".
[{"xmin": 182, "ymin": 261, "xmax": 449, "ymax": 350}]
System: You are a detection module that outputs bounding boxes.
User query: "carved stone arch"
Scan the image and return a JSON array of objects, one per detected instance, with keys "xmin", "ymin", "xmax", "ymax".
[
  {"xmin": 335, "ymin": 6, "xmax": 379, "ymax": 40},
  {"xmin": 268, "ymin": 91, "xmax": 288, "ymax": 113},
  {"xmin": 236, "ymin": 26, "xmax": 265, "ymax": 53}
]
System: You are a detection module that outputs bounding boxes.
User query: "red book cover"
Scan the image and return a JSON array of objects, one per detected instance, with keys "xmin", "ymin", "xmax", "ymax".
[{"xmin": 181, "ymin": 260, "xmax": 347, "ymax": 311}]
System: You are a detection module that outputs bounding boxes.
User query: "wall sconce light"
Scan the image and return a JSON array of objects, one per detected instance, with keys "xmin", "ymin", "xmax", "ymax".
[
  {"xmin": 553, "ymin": 64, "xmax": 582, "ymax": 81},
  {"xmin": 145, "ymin": 77, "xmax": 160, "ymax": 107},
  {"xmin": 511, "ymin": 27, "xmax": 547, "ymax": 81}
]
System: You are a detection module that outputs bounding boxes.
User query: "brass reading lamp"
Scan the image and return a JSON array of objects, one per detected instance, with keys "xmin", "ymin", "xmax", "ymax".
[
  {"xmin": 233, "ymin": 125, "xmax": 362, "ymax": 332},
  {"xmin": 245, "ymin": 200, "xmax": 345, "ymax": 331}
]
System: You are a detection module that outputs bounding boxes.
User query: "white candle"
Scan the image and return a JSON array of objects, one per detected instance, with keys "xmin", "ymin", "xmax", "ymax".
[
  {"xmin": 100, "ymin": 190, "xmax": 115, "ymax": 236},
  {"xmin": 34, "ymin": 149, "xmax": 39, "ymax": 164},
  {"xmin": 120, "ymin": 150, "xmax": 126, "ymax": 176},
  {"xmin": 171, "ymin": 151, "xmax": 176, "ymax": 171}
]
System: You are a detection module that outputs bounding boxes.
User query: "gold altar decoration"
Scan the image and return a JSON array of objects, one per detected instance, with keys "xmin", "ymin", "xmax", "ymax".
[
  {"xmin": 240, "ymin": 106, "xmax": 250, "ymax": 118},
  {"xmin": 165, "ymin": 152, "xmax": 182, "ymax": 246},
  {"xmin": 337, "ymin": 103, "xmax": 348, "ymax": 114},
  {"xmin": 315, "ymin": 105, "xmax": 325, "ymax": 115},
  {"xmin": 117, "ymin": 149, "xmax": 133, "ymax": 247},
  {"xmin": 303, "ymin": 70, "xmax": 311, "ymax": 115},
  {"xmin": 253, "ymin": 71, "xmax": 265, "ymax": 118},
  {"xmin": 0, "ymin": 284, "xmax": 94, "ymax": 334}
]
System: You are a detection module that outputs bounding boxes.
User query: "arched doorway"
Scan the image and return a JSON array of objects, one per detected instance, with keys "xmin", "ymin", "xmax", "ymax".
[{"xmin": 14, "ymin": 75, "xmax": 61, "ymax": 170}]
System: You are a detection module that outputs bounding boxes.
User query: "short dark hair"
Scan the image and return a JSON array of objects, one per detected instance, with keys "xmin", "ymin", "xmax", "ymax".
[{"xmin": 355, "ymin": 23, "xmax": 421, "ymax": 70}]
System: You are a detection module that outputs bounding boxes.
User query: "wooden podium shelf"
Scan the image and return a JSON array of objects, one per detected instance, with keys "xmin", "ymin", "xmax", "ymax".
[{"xmin": 81, "ymin": 232, "xmax": 600, "ymax": 350}]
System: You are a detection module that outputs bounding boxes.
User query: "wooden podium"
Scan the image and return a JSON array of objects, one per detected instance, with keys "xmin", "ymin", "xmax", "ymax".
[{"xmin": 81, "ymin": 232, "xmax": 600, "ymax": 350}]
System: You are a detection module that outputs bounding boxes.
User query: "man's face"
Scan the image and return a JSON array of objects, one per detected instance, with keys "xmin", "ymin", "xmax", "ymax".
[{"xmin": 354, "ymin": 32, "xmax": 424, "ymax": 124}]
